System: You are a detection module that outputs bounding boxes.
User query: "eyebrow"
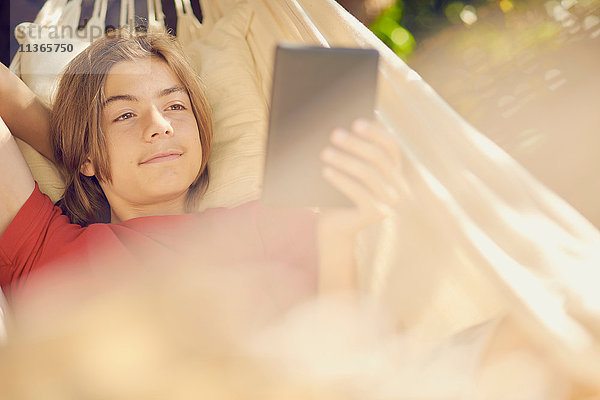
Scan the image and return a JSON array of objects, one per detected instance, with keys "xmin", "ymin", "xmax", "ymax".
[{"xmin": 103, "ymin": 85, "xmax": 187, "ymax": 107}]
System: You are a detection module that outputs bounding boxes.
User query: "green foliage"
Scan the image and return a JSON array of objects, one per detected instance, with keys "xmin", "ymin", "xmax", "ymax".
[
  {"xmin": 369, "ymin": 2, "xmax": 415, "ymax": 60},
  {"xmin": 368, "ymin": 0, "xmax": 492, "ymax": 59}
]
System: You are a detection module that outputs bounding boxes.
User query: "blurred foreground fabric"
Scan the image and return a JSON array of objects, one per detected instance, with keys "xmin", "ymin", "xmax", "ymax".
[
  {"xmin": 203, "ymin": 0, "xmax": 600, "ymax": 388},
  {"xmin": 2, "ymin": 0, "xmax": 600, "ymax": 396}
]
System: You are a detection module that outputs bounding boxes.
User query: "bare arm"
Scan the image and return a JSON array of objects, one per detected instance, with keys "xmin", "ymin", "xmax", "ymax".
[
  {"xmin": 317, "ymin": 216, "xmax": 358, "ymax": 293},
  {"xmin": 0, "ymin": 116, "xmax": 35, "ymax": 236},
  {"xmin": 0, "ymin": 63, "xmax": 53, "ymax": 162},
  {"xmin": 317, "ymin": 119, "xmax": 404, "ymax": 294}
]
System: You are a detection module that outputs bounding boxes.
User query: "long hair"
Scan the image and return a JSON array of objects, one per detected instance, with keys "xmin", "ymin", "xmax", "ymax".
[{"xmin": 51, "ymin": 28, "xmax": 213, "ymax": 226}]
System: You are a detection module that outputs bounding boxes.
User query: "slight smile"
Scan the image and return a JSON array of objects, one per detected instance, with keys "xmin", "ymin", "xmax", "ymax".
[{"xmin": 140, "ymin": 151, "xmax": 183, "ymax": 164}]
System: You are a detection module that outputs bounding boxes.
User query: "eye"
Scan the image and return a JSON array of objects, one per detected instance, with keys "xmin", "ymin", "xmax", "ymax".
[
  {"xmin": 114, "ymin": 112, "xmax": 135, "ymax": 122},
  {"xmin": 167, "ymin": 104, "xmax": 186, "ymax": 111}
]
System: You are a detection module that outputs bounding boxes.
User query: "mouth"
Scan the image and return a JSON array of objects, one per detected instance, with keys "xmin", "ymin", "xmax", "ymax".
[{"xmin": 140, "ymin": 151, "xmax": 183, "ymax": 165}]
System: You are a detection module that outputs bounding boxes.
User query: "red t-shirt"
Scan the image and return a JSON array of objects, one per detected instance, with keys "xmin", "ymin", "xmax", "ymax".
[{"xmin": 0, "ymin": 184, "xmax": 318, "ymax": 301}]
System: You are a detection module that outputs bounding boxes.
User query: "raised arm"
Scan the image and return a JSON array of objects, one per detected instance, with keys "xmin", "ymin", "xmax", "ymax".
[
  {"xmin": 317, "ymin": 119, "xmax": 404, "ymax": 294},
  {"xmin": 0, "ymin": 63, "xmax": 53, "ymax": 162},
  {"xmin": 0, "ymin": 115, "xmax": 35, "ymax": 236}
]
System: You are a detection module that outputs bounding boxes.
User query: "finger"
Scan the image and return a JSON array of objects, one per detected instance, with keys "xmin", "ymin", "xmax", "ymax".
[
  {"xmin": 349, "ymin": 120, "xmax": 408, "ymax": 197},
  {"xmin": 329, "ymin": 128, "xmax": 398, "ymax": 183},
  {"xmin": 327, "ymin": 127, "xmax": 405, "ymax": 201},
  {"xmin": 320, "ymin": 146, "xmax": 400, "ymax": 206},
  {"xmin": 351, "ymin": 119, "xmax": 402, "ymax": 166},
  {"xmin": 322, "ymin": 167, "xmax": 394, "ymax": 217}
]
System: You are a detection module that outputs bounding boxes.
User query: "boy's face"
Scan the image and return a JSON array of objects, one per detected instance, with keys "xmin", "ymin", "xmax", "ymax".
[{"xmin": 83, "ymin": 57, "xmax": 203, "ymax": 214}]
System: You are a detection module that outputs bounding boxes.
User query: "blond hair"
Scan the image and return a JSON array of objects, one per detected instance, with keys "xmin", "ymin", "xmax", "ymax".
[{"xmin": 51, "ymin": 28, "xmax": 213, "ymax": 226}]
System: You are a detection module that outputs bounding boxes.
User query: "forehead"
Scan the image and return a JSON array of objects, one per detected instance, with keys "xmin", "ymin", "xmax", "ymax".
[{"xmin": 103, "ymin": 57, "xmax": 184, "ymax": 97}]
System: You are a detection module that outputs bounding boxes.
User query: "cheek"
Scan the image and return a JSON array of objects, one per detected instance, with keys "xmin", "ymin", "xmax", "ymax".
[
  {"xmin": 189, "ymin": 121, "xmax": 203, "ymax": 150},
  {"xmin": 192, "ymin": 133, "xmax": 203, "ymax": 166},
  {"xmin": 105, "ymin": 136, "xmax": 139, "ymax": 177},
  {"xmin": 177, "ymin": 119, "xmax": 203, "ymax": 155},
  {"xmin": 193, "ymin": 131, "xmax": 202, "ymax": 153}
]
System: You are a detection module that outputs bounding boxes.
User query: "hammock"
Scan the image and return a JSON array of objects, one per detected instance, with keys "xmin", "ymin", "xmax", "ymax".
[{"xmin": 5, "ymin": 0, "xmax": 600, "ymax": 388}]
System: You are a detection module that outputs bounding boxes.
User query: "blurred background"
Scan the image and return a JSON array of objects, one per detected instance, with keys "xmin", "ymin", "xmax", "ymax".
[
  {"xmin": 1, "ymin": 0, "xmax": 599, "ymax": 227},
  {"xmin": 340, "ymin": 0, "xmax": 600, "ymax": 229}
]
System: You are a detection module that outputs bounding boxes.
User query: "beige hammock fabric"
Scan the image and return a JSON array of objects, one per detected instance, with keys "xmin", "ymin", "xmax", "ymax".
[
  {"xmin": 3, "ymin": 0, "xmax": 600, "ymax": 388},
  {"xmin": 202, "ymin": 0, "xmax": 600, "ymax": 385}
]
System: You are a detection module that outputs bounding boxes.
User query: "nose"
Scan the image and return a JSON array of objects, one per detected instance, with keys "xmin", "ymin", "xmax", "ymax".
[{"xmin": 143, "ymin": 106, "xmax": 174, "ymax": 142}]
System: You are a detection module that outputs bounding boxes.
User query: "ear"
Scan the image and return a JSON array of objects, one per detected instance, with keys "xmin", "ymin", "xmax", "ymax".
[{"xmin": 80, "ymin": 158, "xmax": 96, "ymax": 177}]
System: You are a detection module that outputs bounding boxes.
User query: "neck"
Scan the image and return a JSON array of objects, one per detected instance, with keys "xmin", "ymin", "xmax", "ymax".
[{"xmin": 108, "ymin": 193, "xmax": 188, "ymax": 223}]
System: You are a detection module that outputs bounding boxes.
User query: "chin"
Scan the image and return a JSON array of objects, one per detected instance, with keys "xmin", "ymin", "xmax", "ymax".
[
  {"xmin": 151, "ymin": 185, "xmax": 189, "ymax": 198},
  {"xmin": 152, "ymin": 182, "xmax": 193, "ymax": 199}
]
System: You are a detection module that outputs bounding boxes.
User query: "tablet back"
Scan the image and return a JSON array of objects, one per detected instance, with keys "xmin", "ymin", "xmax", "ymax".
[{"xmin": 262, "ymin": 44, "xmax": 379, "ymax": 207}]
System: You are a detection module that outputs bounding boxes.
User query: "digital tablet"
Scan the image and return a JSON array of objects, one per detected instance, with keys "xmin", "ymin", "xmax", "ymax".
[{"xmin": 261, "ymin": 44, "xmax": 379, "ymax": 207}]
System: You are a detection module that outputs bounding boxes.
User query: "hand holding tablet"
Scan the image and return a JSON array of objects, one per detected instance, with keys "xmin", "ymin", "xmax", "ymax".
[
  {"xmin": 318, "ymin": 118, "xmax": 404, "ymax": 233},
  {"xmin": 262, "ymin": 44, "xmax": 404, "ymax": 232}
]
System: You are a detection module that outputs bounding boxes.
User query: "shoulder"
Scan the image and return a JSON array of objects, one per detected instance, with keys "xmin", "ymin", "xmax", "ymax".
[
  {"xmin": 0, "ymin": 183, "xmax": 70, "ymax": 254},
  {"xmin": 0, "ymin": 183, "xmax": 83, "ymax": 295}
]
